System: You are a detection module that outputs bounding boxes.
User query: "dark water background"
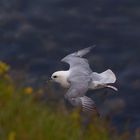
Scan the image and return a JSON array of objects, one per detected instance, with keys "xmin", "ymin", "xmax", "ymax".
[{"xmin": 0, "ymin": 0, "xmax": 140, "ymax": 132}]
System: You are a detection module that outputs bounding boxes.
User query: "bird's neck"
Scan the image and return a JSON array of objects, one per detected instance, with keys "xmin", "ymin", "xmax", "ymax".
[{"xmin": 59, "ymin": 70, "xmax": 70, "ymax": 88}]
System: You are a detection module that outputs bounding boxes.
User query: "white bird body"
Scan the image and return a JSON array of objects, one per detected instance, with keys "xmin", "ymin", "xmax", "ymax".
[
  {"xmin": 52, "ymin": 69, "xmax": 117, "ymax": 90},
  {"xmin": 51, "ymin": 46, "xmax": 118, "ymax": 113}
]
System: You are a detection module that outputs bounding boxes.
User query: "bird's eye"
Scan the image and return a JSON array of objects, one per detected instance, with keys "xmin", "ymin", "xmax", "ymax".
[{"xmin": 53, "ymin": 75, "xmax": 57, "ymax": 78}]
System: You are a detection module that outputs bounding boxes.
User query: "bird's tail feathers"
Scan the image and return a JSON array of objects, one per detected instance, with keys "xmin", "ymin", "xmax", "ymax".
[
  {"xmin": 99, "ymin": 69, "xmax": 116, "ymax": 83},
  {"xmin": 92, "ymin": 69, "xmax": 116, "ymax": 84},
  {"xmin": 91, "ymin": 69, "xmax": 117, "ymax": 91}
]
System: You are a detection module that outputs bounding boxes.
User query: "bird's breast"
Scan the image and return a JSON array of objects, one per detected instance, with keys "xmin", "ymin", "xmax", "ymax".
[{"xmin": 60, "ymin": 79, "xmax": 70, "ymax": 88}]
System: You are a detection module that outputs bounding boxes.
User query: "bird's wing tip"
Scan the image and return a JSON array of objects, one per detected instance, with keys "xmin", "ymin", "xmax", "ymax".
[{"xmin": 80, "ymin": 96, "xmax": 99, "ymax": 114}]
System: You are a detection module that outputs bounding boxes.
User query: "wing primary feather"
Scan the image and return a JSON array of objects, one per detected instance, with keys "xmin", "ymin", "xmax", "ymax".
[
  {"xmin": 76, "ymin": 45, "xmax": 96, "ymax": 57},
  {"xmin": 80, "ymin": 96, "xmax": 99, "ymax": 114}
]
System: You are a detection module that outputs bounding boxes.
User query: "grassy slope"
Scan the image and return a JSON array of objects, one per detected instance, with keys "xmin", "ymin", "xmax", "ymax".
[
  {"xmin": 0, "ymin": 61, "xmax": 138, "ymax": 140},
  {"xmin": 0, "ymin": 78, "xmax": 109, "ymax": 140}
]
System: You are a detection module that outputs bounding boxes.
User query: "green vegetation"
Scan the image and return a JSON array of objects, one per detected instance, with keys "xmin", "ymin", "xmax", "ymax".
[{"xmin": 0, "ymin": 61, "xmax": 139, "ymax": 140}]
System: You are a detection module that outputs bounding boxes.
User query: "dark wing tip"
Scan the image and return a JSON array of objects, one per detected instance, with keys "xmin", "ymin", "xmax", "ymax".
[{"xmin": 80, "ymin": 96, "xmax": 99, "ymax": 115}]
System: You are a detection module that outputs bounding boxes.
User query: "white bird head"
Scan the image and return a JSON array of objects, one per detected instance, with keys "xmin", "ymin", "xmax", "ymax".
[{"xmin": 51, "ymin": 71, "xmax": 70, "ymax": 88}]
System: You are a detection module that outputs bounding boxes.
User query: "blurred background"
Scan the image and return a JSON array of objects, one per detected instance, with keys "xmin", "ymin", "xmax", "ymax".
[{"xmin": 0, "ymin": 0, "xmax": 140, "ymax": 139}]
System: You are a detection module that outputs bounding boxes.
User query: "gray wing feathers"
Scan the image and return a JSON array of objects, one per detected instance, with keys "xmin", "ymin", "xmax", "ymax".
[
  {"xmin": 65, "ymin": 96, "xmax": 98, "ymax": 113},
  {"xmin": 64, "ymin": 81, "xmax": 98, "ymax": 113},
  {"xmin": 61, "ymin": 56, "xmax": 90, "ymax": 69},
  {"xmin": 80, "ymin": 96, "xmax": 97, "ymax": 113},
  {"xmin": 61, "ymin": 45, "xmax": 95, "ymax": 68},
  {"xmin": 65, "ymin": 81, "xmax": 89, "ymax": 99},
  {"xmin": 72, "ymin": 45, "xmax": 96, "ymax": 57}
]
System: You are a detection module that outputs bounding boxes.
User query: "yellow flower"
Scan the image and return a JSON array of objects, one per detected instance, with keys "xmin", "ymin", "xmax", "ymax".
[
  {"xmin": 24, "ymin": 87, "xmax": 33, "ymax": 94},
  {"xmin": 8, "ymin": 131, "xmax": 16, "ymax": 140},
  {"xmin": 0, "ymin": 61, "xmax": 10, "ymax": 75}
]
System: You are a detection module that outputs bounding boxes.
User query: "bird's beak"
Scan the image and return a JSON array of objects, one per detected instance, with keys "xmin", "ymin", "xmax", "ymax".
[{"xmin": 46, "ymin": 77, "xmax": 53, "ymax": 83}]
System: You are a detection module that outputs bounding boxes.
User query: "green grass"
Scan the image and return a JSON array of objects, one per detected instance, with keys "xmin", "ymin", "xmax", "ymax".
[
  {"xmin": 0, "ymin": 61, "xmax": 139, "ymax": 140},
  {"xmin": 0, "ymin": 78, "xmax": 109, "ymax": 140}
]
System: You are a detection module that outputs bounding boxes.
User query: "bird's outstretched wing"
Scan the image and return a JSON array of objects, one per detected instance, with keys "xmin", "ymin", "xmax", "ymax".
[
  {"xmin": 61, "ymin": 45, "xmax": 95, "ymax": 69},
  {"xmin": 64, "ymin": 79, "xmax": 98, "ymax": 113}
]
